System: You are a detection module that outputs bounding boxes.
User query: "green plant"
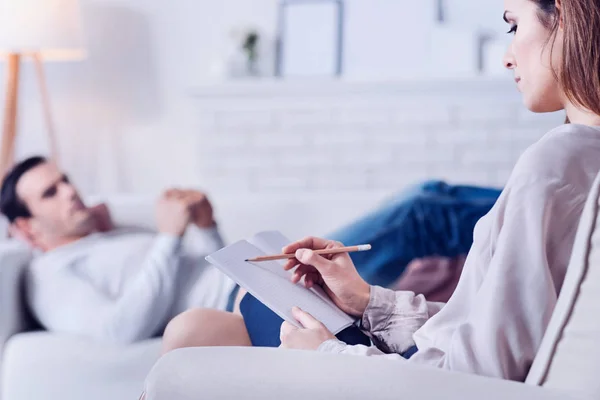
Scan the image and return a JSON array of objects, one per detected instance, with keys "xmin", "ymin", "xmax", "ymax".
[{"xmin": 242, "ymin": 31, "xmax": 259, "ymax": 63}]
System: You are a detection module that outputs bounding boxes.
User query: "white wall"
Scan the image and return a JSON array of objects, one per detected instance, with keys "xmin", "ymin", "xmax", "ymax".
[
  {"xmin": 7, "ymin": 0, "xmax": 280, "ymax": 194},
  {"xmin": 2, "ymin": 0, "xmax": 523, "ymax": 198},
  {"xmin": 343, "ymin": 0, "xmax": 436, "ymax": 80},
  {"xmin": 184, "ymin": 78, "xmax": 564, "ymax": 239},
  {"xmin": 443, "ymin": 0, "xmax": 507, "ymax": 33},
  {"xmin": 191, "ymin": 79, "xmax": 563, "ymax": 196}
]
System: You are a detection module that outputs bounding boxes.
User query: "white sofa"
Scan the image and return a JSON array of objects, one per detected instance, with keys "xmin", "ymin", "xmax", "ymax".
[
  {"xmin": 0, "ymin": 197, "xmax": 165, "ymax": 400},
  {"xmin": 141, "ymin": 171, "xmax": 600, "ymax": 400},
  {"xmin": 0, "ymin": 193, "xmax": 385, "ymax": 400}
]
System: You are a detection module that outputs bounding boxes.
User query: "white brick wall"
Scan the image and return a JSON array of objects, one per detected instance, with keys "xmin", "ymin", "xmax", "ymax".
[{"xmin": 192, "ymin": 78, "xmax": 565, "ymax": 199}]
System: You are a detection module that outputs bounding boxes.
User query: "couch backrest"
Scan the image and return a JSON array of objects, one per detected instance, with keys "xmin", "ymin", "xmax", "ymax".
[{"xmin": 526, "ymin": 171, "xmax": 600, "ymax": 397}]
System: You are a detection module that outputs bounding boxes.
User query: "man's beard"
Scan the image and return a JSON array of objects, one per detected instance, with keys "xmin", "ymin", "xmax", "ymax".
[
  {"xmin": 46, "ymin": 212, "xmax": 96, "ymax": 238},
  {"xmin": 69, "ymin": 212, "xmax": 97, "ymax": 236}
]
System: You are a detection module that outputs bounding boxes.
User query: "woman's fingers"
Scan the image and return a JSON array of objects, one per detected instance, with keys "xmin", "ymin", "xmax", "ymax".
[
  {"xmin": 280, "ymin": 321, "xmax": 297, "ymax": 341},
  {"xmin": 282, "ymin": 238, "xmax": 347, "ymax": 270},
  {"xmin": 294, "ymin": 249, "xmax": 334, "ymax": 275},
  {"xmin": 305, "ymin": 272, "xmax": 321, "ymax": 289},
  {"xmin": 282, "ymin": 236, "xmax": 340, "ymax": 255},
  {"xmin": 291, "ymin": 264, "xmax": 313, "ymax": 283},
  {"xmin": 283, "ymin": 258, "xmax": 298, "ymax": 271}
]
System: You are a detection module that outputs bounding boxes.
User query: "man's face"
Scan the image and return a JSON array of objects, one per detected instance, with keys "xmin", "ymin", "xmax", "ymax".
[{"xmin": 16, "ymin": 162, "xmax": 95, "ymax": 241}]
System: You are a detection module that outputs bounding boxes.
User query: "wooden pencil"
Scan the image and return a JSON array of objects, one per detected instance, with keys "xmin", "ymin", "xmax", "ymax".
[{"xmin": 246, "ymin": 244, "xmax": 372, "ymax": 262}]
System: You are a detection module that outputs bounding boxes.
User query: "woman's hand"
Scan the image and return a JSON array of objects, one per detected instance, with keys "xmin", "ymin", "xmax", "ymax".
[
  {"xmin": 279, "ymin": 307, "xmax": 335, "ymax": 350},
  {"xmin": 282, "ymin": 237, "xmax": 371, "ymax": 318}
]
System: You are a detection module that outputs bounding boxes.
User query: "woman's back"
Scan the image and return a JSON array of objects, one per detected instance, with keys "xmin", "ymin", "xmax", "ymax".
[{"xmin": 411, "ymin": 123, "xmax": 600, "ymax": 380}]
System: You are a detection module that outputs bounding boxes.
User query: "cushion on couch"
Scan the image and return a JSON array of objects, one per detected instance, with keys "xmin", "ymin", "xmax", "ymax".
[{"xmin": 2, "ymin": 333, "xmax": 161, "ymax": 400}]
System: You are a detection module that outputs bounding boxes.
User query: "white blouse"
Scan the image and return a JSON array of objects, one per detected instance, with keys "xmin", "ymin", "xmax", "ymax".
[{"xmin": 319, "ymin": 124, "xmax": 600, "ymax": 381}]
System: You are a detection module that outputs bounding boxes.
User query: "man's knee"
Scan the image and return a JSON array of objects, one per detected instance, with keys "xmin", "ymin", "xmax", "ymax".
[
  {"xmin": 162, "ymin": 309, "xmax": 214, "ymax": 352},
  {"xmin": 162, "ymin": 308, "xmax": 250, "ymax": 353}
]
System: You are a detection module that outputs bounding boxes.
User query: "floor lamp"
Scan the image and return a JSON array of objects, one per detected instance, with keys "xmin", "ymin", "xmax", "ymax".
[{"xmin": 0, "ymin": 0, "xmax": 86, "ymax": 175}]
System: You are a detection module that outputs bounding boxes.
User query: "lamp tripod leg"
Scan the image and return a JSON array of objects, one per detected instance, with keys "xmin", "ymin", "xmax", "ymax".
[{"xmin": 0, "ymin": 53, "xmax": 21, "ymax": 176}]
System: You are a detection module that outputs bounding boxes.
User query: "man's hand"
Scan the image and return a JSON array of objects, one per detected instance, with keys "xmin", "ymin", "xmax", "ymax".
[
  {"xmin": 279, "ymin": 307, "xmax": 336, "ymax": 351},
  {"xmin": 182, "ymin": 190, "xmax": 216, "ymax": 229},
  {"xmin": 156, "ymin": 190, "xmax": 194, "ymax": 237},
  {"xmin": 89, "ymin": 203, "xmax": 113, "ymax": 232}
]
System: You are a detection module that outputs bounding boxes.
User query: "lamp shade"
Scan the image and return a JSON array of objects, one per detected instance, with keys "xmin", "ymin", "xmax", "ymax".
[{"xmin": 0, "ymin": 0, "xmax": 85, "ymax": 60}]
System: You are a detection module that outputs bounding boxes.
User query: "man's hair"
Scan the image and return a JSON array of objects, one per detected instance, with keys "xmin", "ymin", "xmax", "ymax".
[{"xmin": 0, "ymin": 156, "xmax": 47, "ymax": 223}]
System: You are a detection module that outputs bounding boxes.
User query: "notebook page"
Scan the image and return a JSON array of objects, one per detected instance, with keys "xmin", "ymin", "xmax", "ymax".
[
  {"xmin": 247, "ymin": 231, "xmax": 292, "ymax": 259},
  {"xmin": 249, "ymin": 230, "xmax": 356, "ymax": 323},
  {"xmin": 247, "ymin": 231, "xmax": 292, "ymax": 279},
  {"xmin": 206, "ymin": 240, "xmax": 355, "ymax": 334}
]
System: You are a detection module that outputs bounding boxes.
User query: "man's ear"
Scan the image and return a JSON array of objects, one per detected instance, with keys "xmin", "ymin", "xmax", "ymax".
[{"xmin": 10, "ymin": 218, "xmax": 37, "ymax": 247}]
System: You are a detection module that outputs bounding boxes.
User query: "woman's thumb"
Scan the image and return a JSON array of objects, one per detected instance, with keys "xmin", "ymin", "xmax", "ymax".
[{"xmin": 292, "ymin": 307, "xmax": 322, "ymax": 329}]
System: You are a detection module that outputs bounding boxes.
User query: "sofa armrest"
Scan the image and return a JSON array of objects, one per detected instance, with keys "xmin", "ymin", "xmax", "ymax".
[
  {"xmin": 144, "ymin": 348, "xmax": 586, "ymax": 400},
  {"xmin": 0, "ymin": 241, "xmax": 34, "ymax": 356}
]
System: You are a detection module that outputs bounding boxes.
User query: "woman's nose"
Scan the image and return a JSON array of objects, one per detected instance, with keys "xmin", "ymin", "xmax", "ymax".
[{"xmin": 503, "ymin": 47, "xmax": 516, "ymax": 70}]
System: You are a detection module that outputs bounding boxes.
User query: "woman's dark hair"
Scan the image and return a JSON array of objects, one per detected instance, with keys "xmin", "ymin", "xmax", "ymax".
[
  {"xmin": 533, "ymin": 0, "xmax": 600, "ymax": 115},
  {"xmin": 0, "ymin": 156, "xmax": 47, "ymax": 223}
]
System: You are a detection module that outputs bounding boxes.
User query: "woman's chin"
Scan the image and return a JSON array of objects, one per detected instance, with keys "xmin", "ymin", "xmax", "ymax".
[
  {"xmin": 523, "ymin": 96, "xmax": 563, "ymax": 114},
  {"xmin": 521, "ymin": 86, "xmax": 564, "ymax": 114}
]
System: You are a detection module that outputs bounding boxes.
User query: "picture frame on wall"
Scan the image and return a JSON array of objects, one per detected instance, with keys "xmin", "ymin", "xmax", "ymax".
[{"xmin": 275, "ymin": 0, "xmax": 345, "ymax": 78}]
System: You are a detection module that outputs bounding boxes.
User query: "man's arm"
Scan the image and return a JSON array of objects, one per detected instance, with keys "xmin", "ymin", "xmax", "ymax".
[
  {"xmin": 182, "ymin": 190, "xmax": 226, "ymax": 255},
  {"xmin": 183, "ymin": 225, "xmax": 225, "ymax": 256}
]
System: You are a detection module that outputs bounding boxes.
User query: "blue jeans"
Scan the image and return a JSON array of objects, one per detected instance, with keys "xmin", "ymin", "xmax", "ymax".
[{"xmin": 326, "ymin": 180, "xmax": 501, "ymax": 287}]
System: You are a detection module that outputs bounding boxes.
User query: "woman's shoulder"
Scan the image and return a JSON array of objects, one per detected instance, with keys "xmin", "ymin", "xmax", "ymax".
[{"xmin": 509, "ymin": 123, "xmax": 600, "ymax": 188}]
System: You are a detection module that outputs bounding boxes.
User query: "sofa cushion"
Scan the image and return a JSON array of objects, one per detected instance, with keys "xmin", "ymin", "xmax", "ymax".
[
  {"xmin": 526, "ymin": 171, "xmax": 600, "ymax": 397},
  {"xmin": 2, "ymin": 332, "xmax": 161, "ymax": 400}
]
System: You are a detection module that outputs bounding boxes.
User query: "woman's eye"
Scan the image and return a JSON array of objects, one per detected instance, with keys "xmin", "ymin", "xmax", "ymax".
[{"xmin": 507, "ymin": 25, "xmax": 518, "ymax": 35}]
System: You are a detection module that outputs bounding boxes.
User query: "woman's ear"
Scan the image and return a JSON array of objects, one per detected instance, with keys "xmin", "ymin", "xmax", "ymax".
[{"xmin": 555, "ymin": 0, "xmax": 564, "ymax": 30}]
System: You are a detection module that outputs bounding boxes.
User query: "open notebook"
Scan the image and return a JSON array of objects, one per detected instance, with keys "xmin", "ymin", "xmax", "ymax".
[{"xmin": 205, "ymin": 231, "xmax": 356, "ymax": 334}]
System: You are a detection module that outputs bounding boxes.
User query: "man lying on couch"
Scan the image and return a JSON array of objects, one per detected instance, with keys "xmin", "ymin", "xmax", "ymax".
[
  {"xmin": 0, "ymin": 156, "xmax": 244, "ymax": 345},
  {"xmin": 0, "ymin": 156, "xmax": 500, "ymax": 348}
]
